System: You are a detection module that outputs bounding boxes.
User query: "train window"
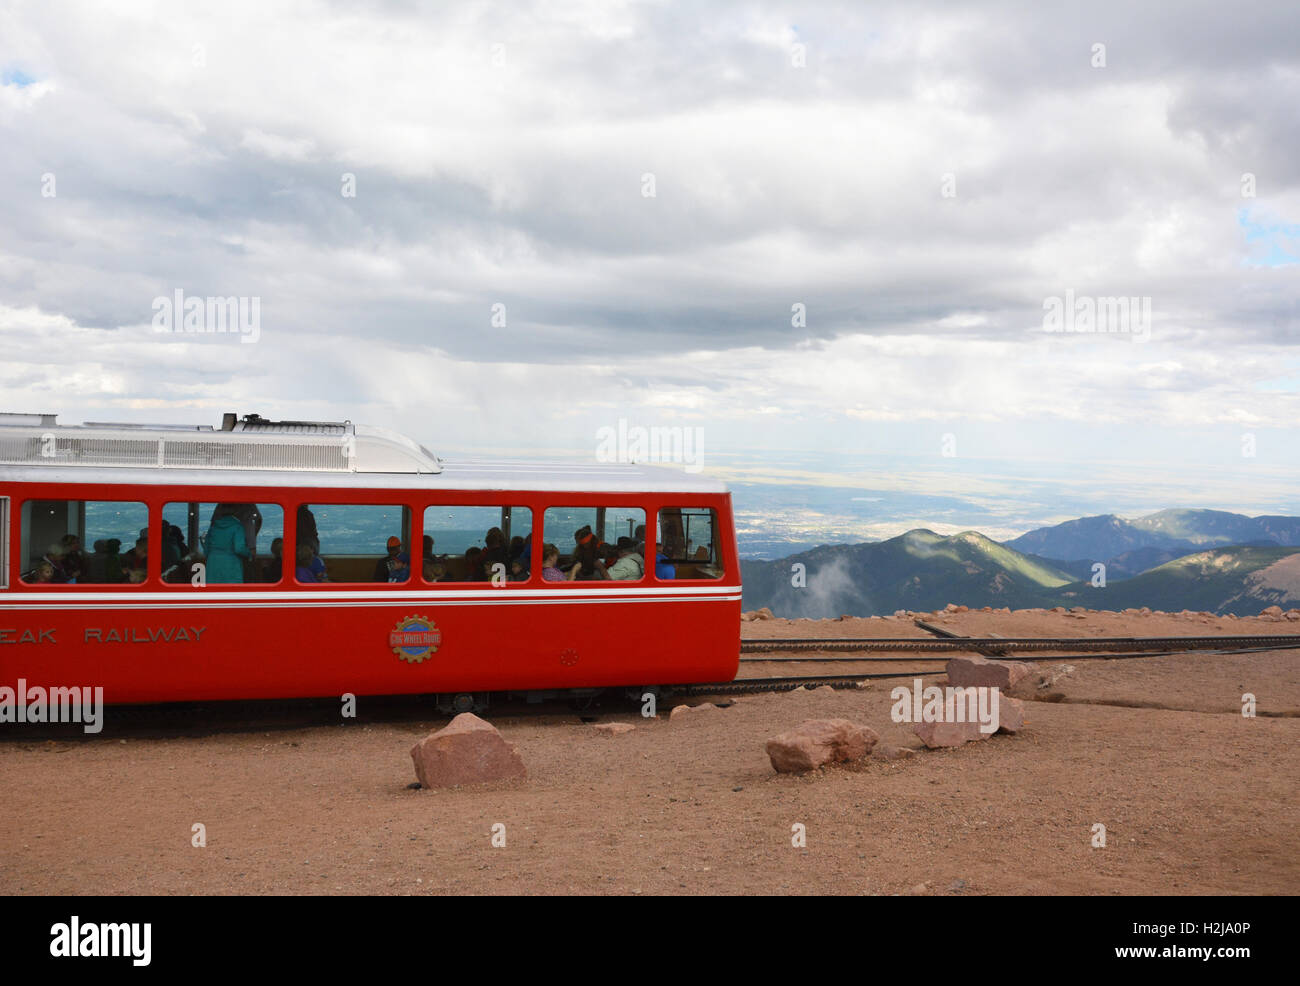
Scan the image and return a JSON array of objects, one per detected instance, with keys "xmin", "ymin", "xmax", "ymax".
[
  {"xmin": 656, "ymin": 507, "xmax": 723, "ymax": 580},
  {"xmin": 162, "ymin": 502, "xmax": 285, "ymax": 585},
  {"xmin": 294, "ymin": 503, "xmax": 412, "ymax": 584},
  {"xmin": 542, "ymin": 506, "xmax": 647, "ymax": 582},
  {"xmin": 18, "ymin": 499, "xmax": 149, "ymax": 585},
  {"xmin": 421, "ymin": 505, "xmax": 534, "ymax": 584}
]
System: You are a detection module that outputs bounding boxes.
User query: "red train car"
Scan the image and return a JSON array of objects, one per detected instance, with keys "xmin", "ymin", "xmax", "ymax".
[{"xmin": 0, "ymin": 412, "xmax": 740, "ymax": 710}]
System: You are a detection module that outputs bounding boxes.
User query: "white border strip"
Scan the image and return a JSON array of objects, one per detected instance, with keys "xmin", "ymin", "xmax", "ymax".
[
  {"xmin": 2, "ymin": 594, "xmax": 743, "ymax": 610},
  {"xmin": 2, "ymin": 585, "xmax": 738, "ymax": 602}
]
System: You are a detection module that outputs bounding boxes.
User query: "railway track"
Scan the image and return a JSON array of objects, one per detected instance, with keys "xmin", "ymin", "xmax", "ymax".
[
  {"xmin": 7, "ymin": 636, "xmax": 1295, "ymax": 736},
  {"xmin": 739, "ymin": 633, "xmax": 1300, "ymax": 655},
  {"xmin": 713, "ymin": 640, "xmax": 1300, "ymax": 696}
]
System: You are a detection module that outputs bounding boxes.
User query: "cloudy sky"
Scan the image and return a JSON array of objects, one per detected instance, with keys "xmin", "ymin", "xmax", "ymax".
[{"xmin": 2, "ymin": 0, "xmax": 1299, "ymax": 532}]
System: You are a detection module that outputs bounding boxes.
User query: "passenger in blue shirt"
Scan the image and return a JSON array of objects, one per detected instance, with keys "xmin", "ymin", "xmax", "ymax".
[
  {"xmin": 295, "ymin": 545, "xmax": 319, "ymax": 583},
  {"xmin": 654, "ymin": 542, "xmax": 675, "ymax": 580},
  {"xmin": 387, "ymin": 552, "xmax": 410, "ymax": 582}
]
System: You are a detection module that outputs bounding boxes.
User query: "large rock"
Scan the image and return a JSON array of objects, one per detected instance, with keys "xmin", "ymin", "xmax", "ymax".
[
  {"xmin": 766, "ymin": 719, "xmax": 879, "ymax": 773},
  {"xmin": 1260, "ymin": 605, "xmax": 1283, "ymax": 618},
  {"xmin": 409, "ymin": 713, "xmax": 526, "ymax": 788},
  {"xmin": 946, "ymin": 655, "xmax": 1038, "ymax": 690},
  {"xmin": 913, "ymin": 696, "xmax": 1025, "ymax": 747}
]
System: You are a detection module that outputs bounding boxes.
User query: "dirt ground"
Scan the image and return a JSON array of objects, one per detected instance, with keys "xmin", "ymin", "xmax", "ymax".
[{"xmin": 2, "ymin": 610, "xmax": 1297, "ymax": 895}]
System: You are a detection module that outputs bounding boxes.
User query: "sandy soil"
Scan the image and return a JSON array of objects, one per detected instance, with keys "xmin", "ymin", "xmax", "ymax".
[{"xmin": 2, "ymin": 610, "xmax": 1297, "ymax": 896}]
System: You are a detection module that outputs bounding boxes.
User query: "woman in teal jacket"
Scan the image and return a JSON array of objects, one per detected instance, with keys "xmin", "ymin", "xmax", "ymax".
[{"xmin": 203, "ymin": 505, "xmax": 250, "ymax": 584}]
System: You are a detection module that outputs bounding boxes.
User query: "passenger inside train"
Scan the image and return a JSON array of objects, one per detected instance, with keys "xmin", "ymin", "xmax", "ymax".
[
  {"xmin": 263, "ymin": 538, "xmax": 284, "ymax": 583},
  {"xmin": 294, "ymin": 544, "xmax": 319, "ymax": 583}
]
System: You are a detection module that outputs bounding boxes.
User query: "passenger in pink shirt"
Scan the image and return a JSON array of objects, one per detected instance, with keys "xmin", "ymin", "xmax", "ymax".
[{"xmin": 541, "ymin": 543, "xmax": 576, "ymax": 582}]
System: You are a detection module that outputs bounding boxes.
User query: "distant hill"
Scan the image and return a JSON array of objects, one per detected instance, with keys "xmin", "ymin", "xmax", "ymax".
[
  {"xmin": 1130, "ymin": 509, "xmax": 1300, "ymax": 547},
  {"xmin": 739, "ymin": 510, "xmax": 1300, "ymax": 618},
  {"xmin": 1053, "ymin": 545, "xmax": 1300, "ymax": 615},
  {"xmin": 740, "ymin": 529, "xmax": 1073, "ymax": 618},
  {"xmin": 1004, "ymin": 514, "xmax": 1186, "ymax": 561},
  {"xmin": 1003, "ymin": 509, "xmax": 1300, "ymax": 583}
]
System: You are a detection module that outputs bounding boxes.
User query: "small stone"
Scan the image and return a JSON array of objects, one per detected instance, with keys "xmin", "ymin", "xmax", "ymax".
[
  {"xmin": 946, "ymin": 655, "xmax": 1038, "ymax": 690},
  {"xmin": 766, "ymin": 719, "xmax": 880, "ymax": 773},
  {"xmin": 996, "ymin": 696, "xmax": 1026, "ymax": 734},
  {"xmin": 592, "ymin": 722, "xmax": 635, "ymax": 736},
  {"xmin": 912, "ymin": 694, "xmax": 1023, "ymax": 746},
  {"xmin": 409, "ymin": 712, "xmax": 527, "ymax": 788}
]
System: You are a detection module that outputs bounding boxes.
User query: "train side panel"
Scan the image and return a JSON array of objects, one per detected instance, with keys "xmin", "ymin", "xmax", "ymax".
[{"xmin": 0, "ymin": 591, "xmax": 741, "ymax": 703}]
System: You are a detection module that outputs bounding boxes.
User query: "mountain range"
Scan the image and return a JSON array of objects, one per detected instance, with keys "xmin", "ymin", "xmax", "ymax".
[{"xmin": 739, "ymin": 509, "xmax": 1300, "ymax": 618}]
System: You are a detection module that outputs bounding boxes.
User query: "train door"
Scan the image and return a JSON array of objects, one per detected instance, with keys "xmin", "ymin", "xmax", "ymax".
[{"xmin": 0, "ymin": 496, "xmax": 8, "ymax": 589}]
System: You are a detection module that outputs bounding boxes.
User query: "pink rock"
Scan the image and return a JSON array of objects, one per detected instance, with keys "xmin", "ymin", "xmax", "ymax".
[
  {"xmin": 766, "ymin": 719, "xmax": 880, "ymax": 773},
  {"xmin": 1261, "ymin": 605, "xmax": 1283, "ymax": 618},
  {"xmin": 409, "ymin": 713, "xmax": 526, "ymax": 788},
  {"xmin": 946, "ymin": 655, "xmax": 1038, "ymax": 690},
  {"xmin": 997, "ymin": 696, "xmax": 1026, "ymax": 734},
  {"xmin": 913, "ymin": 718, "xmax": 987, "ymax": 748},
  {"xmin": 592, "ymin": 722, "xmax": 635, "ymax": 736},
  {"xmin": 912, "ymin": 696, "xmax": 1025, "ymax": 747}
]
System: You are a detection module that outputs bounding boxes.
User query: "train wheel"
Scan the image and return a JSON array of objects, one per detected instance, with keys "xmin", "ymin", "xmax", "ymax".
[{"xmin": 435, "ymin": 692, "xmax": 487, "ymax": 716}]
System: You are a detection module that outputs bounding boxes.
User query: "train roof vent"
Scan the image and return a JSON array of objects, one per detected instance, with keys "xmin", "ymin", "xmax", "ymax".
[{"xmin": 0, "ymin": 413, "xmax": 441, "ymax": 474}]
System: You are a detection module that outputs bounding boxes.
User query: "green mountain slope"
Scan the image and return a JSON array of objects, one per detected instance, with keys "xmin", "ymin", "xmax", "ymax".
[
  {"xmin": 1051, "ymin": 545, "xmax": 1300, "ymax": 615},
  {"xmin": 740, "ymin": 529, "xmax": 1074, "ymax": 618}
]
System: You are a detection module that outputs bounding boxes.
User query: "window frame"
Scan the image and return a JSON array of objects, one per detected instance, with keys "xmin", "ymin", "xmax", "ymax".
[
  {"xmin": 418, "ymin": 502, "xmax": 536, "ymax": 587},
  {"xmin": 16, "ymin": 494, "xmax": 153, "ymax": 589}
]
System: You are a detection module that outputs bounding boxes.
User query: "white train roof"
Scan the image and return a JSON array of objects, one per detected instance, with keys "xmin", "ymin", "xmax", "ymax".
[{"xmin": 0, "ymin": 413, "xmax": 727, "ymax": 494}]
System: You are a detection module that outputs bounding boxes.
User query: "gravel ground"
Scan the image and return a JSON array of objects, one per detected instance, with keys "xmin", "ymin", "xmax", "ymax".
[{"xmin": 2, "ymin": 610, "xmax": 1296, "ymax": 895}]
